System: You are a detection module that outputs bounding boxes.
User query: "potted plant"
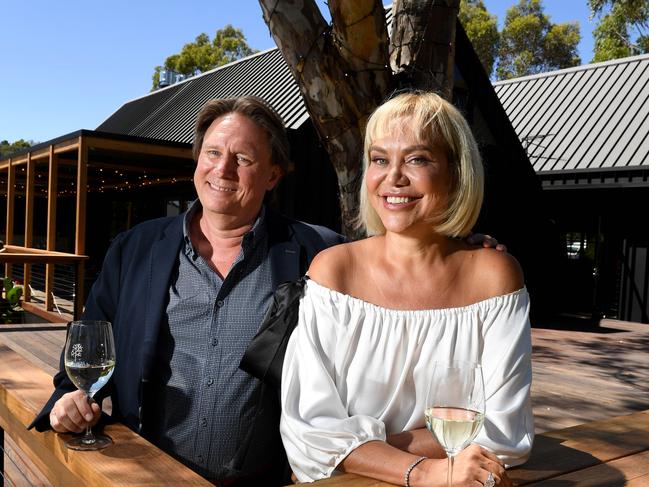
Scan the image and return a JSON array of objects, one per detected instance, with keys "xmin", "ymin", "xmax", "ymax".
[{"xmin": 1, "ymin": 277, "xmax": 24, "ymax": 324}]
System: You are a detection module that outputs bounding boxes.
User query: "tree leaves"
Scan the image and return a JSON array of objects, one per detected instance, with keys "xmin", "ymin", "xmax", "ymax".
[
  {"xmin": 0, "ymin": 278, "xmax": 23, "ymax": 324},
  {"xmin": 151, "ymin": 25, "xmax": 257, "ymax": 90},
  {"xmin": 496, "ymin": 0, "xmax": 580, "ymax": 80},
  {"xmin": 459, "ymin": 0, "xmax": 499, "ymax": 77},
  {"xmin": 459, "ymin": 0, "xmax": 580, "ymax": 80},
  {"xmin": 590, "ymin": 0, "xmax": 649, "ymax": 62},
  {"xmin": 0, "ymin": 139, "xmax": 33, "ymax": 159}
]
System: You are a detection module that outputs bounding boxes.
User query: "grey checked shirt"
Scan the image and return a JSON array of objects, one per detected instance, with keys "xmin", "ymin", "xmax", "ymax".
[{"xmin": 147, "ymin": 202, "xmax": 276, "ymax": 480}]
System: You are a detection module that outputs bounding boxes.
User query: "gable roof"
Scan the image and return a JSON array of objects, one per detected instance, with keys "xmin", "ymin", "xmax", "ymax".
[
  {"xmin": 97, "ymin": 48, "xmax": 309, "ymax": 142},
  {"xmin": 494, "ymin": 54, "xmax": 649, "ymax": 176}
]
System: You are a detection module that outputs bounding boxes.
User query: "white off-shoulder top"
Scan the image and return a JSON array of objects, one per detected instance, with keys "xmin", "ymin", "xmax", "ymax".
[{"xmin": 280, "ymin": 279, "xmax": 534, "ymax": 482}]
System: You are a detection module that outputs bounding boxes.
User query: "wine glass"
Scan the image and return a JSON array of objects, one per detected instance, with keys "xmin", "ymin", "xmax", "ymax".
[
  {"xmin": 63, "ymin": 320, "xmax": 116, "ymax": 450},
  {"xmin": 425, "ymin": 360, "xmax": 485, "ymax": 487}
]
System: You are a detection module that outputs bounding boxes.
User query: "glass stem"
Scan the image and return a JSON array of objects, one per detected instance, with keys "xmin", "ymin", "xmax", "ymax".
[
  {"xmin": 83, "ymin": 394, "xmax": 96, "ymax": 444},
  {"xmin": 447, "ymin": 454, "xmax": 454, "ymax": 487},
  {"xmin": 84, "ymin": 425, "xmax": 94, "ymax": 442}
]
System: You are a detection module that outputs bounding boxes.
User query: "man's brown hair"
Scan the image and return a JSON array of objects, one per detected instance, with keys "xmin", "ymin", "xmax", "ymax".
[{"xmin": 192, "ymin": 96, "xmax": 290, "ymax": 173}]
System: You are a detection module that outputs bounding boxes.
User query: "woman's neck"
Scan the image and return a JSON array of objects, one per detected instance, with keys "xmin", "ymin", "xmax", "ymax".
[{"xmin": 381, "ymin": 230, "xmax": 457, "ymax": 268}]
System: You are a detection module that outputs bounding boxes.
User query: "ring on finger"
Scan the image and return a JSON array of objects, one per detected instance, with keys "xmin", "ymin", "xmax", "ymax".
[{"xmin": 484, "ymin": 472, "xmax": 496, "ymax": 487}]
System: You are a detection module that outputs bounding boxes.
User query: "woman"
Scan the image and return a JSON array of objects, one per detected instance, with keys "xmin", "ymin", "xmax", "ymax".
[{"xmin": 280, "ymin": 92, "xmax": 534, "ymax": 486}]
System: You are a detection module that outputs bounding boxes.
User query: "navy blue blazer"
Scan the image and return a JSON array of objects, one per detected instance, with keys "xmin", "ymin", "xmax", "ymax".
[{"xmin": 31, "ymin": 208, "xmax": 344, "ymax": 433}]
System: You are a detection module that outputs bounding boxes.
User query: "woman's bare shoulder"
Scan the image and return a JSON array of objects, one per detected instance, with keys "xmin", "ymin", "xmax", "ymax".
[
  {"xmin": 468, "ymin": 247, "xmax": 525, "ymax": 298},
  {"xmin": 308, "ymin": 239, "xmax": 371, "ymax": 292}
]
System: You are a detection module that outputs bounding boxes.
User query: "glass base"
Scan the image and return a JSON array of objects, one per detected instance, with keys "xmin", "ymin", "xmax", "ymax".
[{"xmin": 65, "ymin": 433, "xmax": 113, "ymax": 451}]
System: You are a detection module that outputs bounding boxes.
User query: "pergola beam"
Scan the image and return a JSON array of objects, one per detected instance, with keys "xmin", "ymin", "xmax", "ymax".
[
  {"xmin": 23, "ymin": 153, "xmax": 35, "ymax": 301},
  {"xmin": 74, "ymin": 136, "xmax": 88, "ymax": 319},
  {"xmin": 0, "ymin": 141, "xmax": 80, "ymax": 168},
  {"xmin": 45, "ymin": 146, "xmax": 58, "ymax": 312},
  {"xmin": 83, "ymin": 136, "xmax": 192, "ymax": 159},
  {"xmin": 5, "ymin": 158, "xmax": 15, "ymax": 277}
]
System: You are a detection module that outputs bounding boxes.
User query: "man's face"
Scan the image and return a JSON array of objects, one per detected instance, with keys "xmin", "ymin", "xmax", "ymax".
[{"xmin": 194, "ymin": 112, "xmax": 282, "ymax": 225}]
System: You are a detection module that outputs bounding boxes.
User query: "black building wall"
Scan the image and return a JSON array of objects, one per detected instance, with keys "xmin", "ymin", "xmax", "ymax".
[{"xmin": 543, "ymin": 185, "xmax": 649, "ymax": 323}]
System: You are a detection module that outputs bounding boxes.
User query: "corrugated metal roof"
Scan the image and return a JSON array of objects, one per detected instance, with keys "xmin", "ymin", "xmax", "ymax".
[
  {"xmin": 99, "ymin": 5, "xmax": 401, "ymax": 142},
  {"xmin": 97, "ymin": 48, "xmax": 309, "ymax": 142},
  {"xmin": 494, "ymin": 54, "xmax": 649, "ymax": 174}
]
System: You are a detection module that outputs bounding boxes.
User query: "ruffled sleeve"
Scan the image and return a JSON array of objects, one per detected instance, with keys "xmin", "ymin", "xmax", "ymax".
[
  {"xmin": 280, "ymin": 285, "xmax": 386, "ymax": 482},
  {"xmin": 476, "ymin": 289, "xmax": 535, "ymax": 467}
]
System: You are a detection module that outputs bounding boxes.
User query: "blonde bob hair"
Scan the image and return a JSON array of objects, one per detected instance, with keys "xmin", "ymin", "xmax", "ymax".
[{"xmin": 358, "ymin": 91, "xmax": 484, "ymax": 238}]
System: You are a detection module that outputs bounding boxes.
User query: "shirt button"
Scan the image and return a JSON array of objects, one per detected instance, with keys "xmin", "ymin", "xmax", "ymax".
[
  {"xmin": 197, "ymin": 454, "xmax": 204, "ymax": 464},
  {"xmin": 201, "ymin": 418, "xmax": 208, "ymax": 427},
  {"xmin": 207, "ymin": 378, "xmax": 214, "ymax": 386},
  {"xmin": 216, "ymin": 299, "xmax": 224, "ymax": 307},
  {"xmin": 211, "ymin": 337, "xmax": 218, "ymax": 347}
]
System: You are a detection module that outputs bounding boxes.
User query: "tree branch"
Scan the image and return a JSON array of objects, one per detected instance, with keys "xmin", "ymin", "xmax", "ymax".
[{"xmin": 329, "ymin": 0, "xmax": 392, "ymax": 114}]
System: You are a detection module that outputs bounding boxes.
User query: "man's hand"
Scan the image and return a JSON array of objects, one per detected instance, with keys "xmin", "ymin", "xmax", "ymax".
[
  {"xmin": 50, "ymin": 390, "xmax": 101, "ymax": 433},
  {"xmin": 467, "ymin": 233, "xmax": 507, "ymax": 252}
]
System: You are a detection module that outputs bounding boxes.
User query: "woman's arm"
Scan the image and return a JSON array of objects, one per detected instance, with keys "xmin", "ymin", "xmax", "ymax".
[
  {"xmin": 340, "ymin": 441, "xmax": 509, "ymax": 487},
  {"xmin": 387, "ymin": 428, "xmax": 446, "ymax": 458},
  {"xmin": 473, "ymin": 250, "xmax": 534, "ymax": 466}
]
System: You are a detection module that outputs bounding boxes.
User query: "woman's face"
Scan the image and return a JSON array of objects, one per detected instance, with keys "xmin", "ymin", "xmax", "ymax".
[{"xmin": 365, "ymin": 121, "xmax": 453, "ymax": 236}]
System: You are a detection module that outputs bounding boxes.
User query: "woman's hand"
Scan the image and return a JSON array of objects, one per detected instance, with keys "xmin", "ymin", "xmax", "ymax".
[
  {"xmin": 450, "ymin": 444, "xmax": 511, "ymax": 487},
  {"xmin": 50, "ymin": 390, "xmax": 101, "ymax": 433},
  {"xmin": 411, "ymin": 444, "xmax": 510, "ymax": 487}
]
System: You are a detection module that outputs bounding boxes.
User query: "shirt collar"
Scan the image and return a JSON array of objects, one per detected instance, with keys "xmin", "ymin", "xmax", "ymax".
[{"xmin": 183, "ymin": 200, "xmax": 268, "ymax": 258}]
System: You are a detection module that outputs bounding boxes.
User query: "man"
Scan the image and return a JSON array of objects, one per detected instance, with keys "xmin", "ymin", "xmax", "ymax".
[{"xmin": 31, "ymin": 96, "xmax": 344, "ymax": 485}]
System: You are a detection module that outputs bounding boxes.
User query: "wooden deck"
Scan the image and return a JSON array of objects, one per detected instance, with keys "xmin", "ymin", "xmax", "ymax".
[
  {"xmin": 530, "ymin": 318, "xmax": 649, "ymax": 433},
  {"xmin": 0, "ymin": 323, "xmax": 66, "ymax": 376}
]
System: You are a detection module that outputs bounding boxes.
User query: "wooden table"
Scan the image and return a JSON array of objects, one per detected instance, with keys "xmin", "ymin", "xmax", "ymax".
[
  {"xmin": 0, "ymin": 325, "xmax": 213, "ymax": 486},
  {"xmin": 3, "ymin": 322, "xmax": 648, "ymax": 486},
  {"xmin": 310, "ymin": 410, "xmax": 649, "ymax": 486}
]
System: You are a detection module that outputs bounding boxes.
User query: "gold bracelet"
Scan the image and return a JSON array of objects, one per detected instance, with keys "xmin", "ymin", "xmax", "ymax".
[{"xmin": 404, "ymin": 456, "xmax": 427, "ymax": 487}]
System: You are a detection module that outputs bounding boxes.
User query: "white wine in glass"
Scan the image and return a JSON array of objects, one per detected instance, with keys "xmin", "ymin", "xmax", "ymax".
[
  {"xmin": 425, "ymin": 361, "xmax": 485, "ymax": 487},
  {"xmin": 64, "ymin": 320, "xmax": 116, "ymax": 450}
]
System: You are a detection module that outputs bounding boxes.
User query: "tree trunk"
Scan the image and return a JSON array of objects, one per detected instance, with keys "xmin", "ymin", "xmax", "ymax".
[
  {"xmin": 259, "ymin": 0, "xmax": 390, "ymax": 239},
  {"xmin": 259, "ymin": 0, "xmax": 459, "ymax": 237},
  {"xmin": 390, "ymin": 0, "xmax": 460, "ymax": 98}
]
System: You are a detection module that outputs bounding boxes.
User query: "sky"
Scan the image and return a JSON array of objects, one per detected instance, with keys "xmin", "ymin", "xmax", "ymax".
[{"xmin": 1, "ymin": 0, "xmax": 594, "ymax": 145}]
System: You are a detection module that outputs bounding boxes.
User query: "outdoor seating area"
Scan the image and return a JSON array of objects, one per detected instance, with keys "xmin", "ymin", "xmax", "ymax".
[
  {"xmin": 2, "ymin": 318, "xmax": 648, "ymax": 485},
  {"xmin": 4, "ymin": 2, "xmax": 649, "ymax": 485}
]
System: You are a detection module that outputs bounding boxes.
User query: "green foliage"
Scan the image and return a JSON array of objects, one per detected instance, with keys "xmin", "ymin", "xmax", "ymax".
[
  {"xmin": 0, "ymin": 139, "xmax": 33, "ymax": 159},
  {"xmin": 459, "ymin": 0, "xmax": 500, "ymax": 77},
  {"xmin": 0, "ymin": 277, "xmax": 23, "ymax": 324},
  {"xmin": 589, "ymin": 0, "xmax": 649, "ymax": 62},
  {"xmin": 496, "ymin": 0, "xmax": 580, "ymax": 80},
  {"xmin": 151, "ymin": 25, "xmax": 257, "ymax": 90}
]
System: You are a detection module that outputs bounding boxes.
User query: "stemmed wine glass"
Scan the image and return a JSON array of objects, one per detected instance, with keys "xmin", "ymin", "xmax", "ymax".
[
  {"xmin": 425, "ymin": 360, "xmax": 485, "ymax": 487},
  {"xmin": 63, "ymin": 320, "xmax": 116, "ymax": 450}
]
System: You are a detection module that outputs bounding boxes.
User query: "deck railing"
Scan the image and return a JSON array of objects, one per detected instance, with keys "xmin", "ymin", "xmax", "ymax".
[{"xmin": 0, "ymin": 245, "xmax": 87, "ymax": 320}]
